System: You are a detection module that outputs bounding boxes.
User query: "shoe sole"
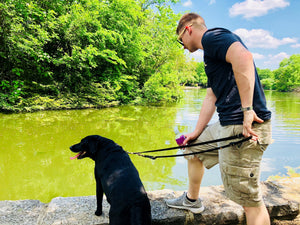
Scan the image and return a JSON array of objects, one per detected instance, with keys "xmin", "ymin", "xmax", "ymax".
[{"xmin": 166, "ymin": 203, "xmax": 205, "ymax": 214}]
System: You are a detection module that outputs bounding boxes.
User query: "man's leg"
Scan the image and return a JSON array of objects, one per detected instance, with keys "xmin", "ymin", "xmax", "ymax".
[
  {"xmin": 165, "ymin": 123, "xmax": 220, "ymax": 213},
  {"xmin": 243, "ymin": 204, "xmax": 270, "ymax": 225},
  {"xmin": 187, "ymin": 157, "xmax": 205, "ymax": 200},
  {"xmin": 219, "ymin": 120, "xmax": 272, "ymax": 225},
  {"xmin": 186, "ymin": 122, "xmax": 221, "ymax": 200},
  {"xmin": 165, "ymin": 156, "xmax": 205, "ymax": 214}
]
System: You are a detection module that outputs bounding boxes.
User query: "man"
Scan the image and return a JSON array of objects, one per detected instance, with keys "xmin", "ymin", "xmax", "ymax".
[{"xmin": 165, "ymin": 13, "xmax": 272, "ymax": 225}]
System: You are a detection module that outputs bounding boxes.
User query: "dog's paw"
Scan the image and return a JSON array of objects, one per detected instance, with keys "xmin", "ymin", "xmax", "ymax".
[{"xmin": 95, "ymin": 209, "xmax": 102, "ymax": 216}]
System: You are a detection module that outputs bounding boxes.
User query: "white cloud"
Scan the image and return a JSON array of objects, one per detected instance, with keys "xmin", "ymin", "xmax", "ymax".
[
  {"xmin": 229, "ymin": 0, "xmax": 290, "ymax": 19},
  {"xmin": 291, "ymin": 43, "xmax": 300, "ymax": 48},
  {"xmin": 252, "ymin": 52, "xmax": 265, "ymax": 60},
  {"xmin": 183, "ymin": 0, "xmax": 192, "ymax": 7},
  {"xmin": 233, "ymin": 28, "xmax": 297, "ymax": 49},
  {"xmin": 209, "ymin": 0, "xmax": 216, "ymax": 5},
  {"xmin": 263, "ymin": 52, "xmax": 289, "ymax": 68}
]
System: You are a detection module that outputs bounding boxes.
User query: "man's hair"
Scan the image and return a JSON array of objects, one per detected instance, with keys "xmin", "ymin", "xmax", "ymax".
[{"xmin": 176, "ymin": 13, "xmax": 206, "ymax": 35}]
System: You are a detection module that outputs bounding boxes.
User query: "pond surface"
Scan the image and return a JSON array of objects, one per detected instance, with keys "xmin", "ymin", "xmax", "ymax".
[{"xmin": 1, "ymin": 89, "xmax": 300, "ymax": 203}]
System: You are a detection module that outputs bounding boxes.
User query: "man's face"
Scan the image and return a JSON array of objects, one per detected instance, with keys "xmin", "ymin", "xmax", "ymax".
[
  {"xmin": 177, "ymin": 24, "xmax": 192, "ymax": 46},
  {"xmin": 178, "ymin": 24, "xmax": 198, "ymax": 53}
]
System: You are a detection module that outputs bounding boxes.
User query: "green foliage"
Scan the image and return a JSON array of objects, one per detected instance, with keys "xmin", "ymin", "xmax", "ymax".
[
  {"xmin": 257, "ymin": 68, "xmax": 273, "ymax": 80},
  {"xmin": 136, "ymin": 3, "xmax": 182, "ymax": 86},
  {"xmin": 256, "ymin": 54, "xmax": 300, "ymax": 92},
  {"xmin": 273, "ymin": 54, "xmax": 300, "ymax": 91},
  {"xmin": 0, "ymin": 80, "xmax": 24, "ymax": 105},
  {"xmin": 195, "ymin": 62, "xmax": 207, "ymax": 86},
  {"xmin": 257, "ymin": 68, "xmax": 274, "ymax": 90},
  {"xmin": 143, "ymin": 65, "xmax": 184, "ymax": 103},
  {"xmin": 0, "ymin": 0, "xmax": 187, "ymax": 112},
  {"xmin": 260, "ymin": 78, "xmax": 274, "ymax": 90},
  {"xmin": 173, "ymin": 61, "xmax": 207, "ymax": 87}
]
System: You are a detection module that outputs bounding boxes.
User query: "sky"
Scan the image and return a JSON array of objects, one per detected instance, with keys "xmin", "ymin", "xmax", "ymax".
[{"xmin": 172, "ymin": 0, "xmax": 300, "ymax": 70}]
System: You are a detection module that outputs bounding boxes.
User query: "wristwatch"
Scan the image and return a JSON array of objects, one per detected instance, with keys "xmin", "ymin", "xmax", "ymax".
[{"xmin": 241, "ymin": 106, "xmax": 253, "ymax": 111}]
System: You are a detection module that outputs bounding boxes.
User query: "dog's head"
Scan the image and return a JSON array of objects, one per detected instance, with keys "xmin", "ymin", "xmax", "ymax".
[{"xmin": 70, "ymin": 135, "xmax": 120, "ymax": 161}]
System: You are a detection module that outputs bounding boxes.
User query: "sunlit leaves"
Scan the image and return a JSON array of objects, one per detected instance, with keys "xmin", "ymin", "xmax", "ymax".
[{"xmin": 0, "ymin": 0, "xmax": 191, "ymax": 111}]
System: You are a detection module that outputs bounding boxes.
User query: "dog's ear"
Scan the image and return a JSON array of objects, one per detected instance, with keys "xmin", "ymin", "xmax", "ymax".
[
  {"xmin": 84, "ymin": 136, "xmax": 101, "ymax": 156},
  {"xmin": 84, "ymin": 135, "xmax": 115, "ymax": 159},
  {"xmin": 88, "ymin": 140, "xmax": 98, "ymax": 155}
]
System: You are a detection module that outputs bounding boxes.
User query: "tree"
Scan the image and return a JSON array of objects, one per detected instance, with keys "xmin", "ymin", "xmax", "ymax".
[
  {"xmin": 274, "ymin": 54, "xmax": 300, "ymax": 91},
  {"xmin": 195, "ymin": 62, "xmax": 207, "ymax": 87},
  {"xmin": 1, "ymin": 0, "xmax": 189, "ymax": 112},
  {"xmin": 257, "ymin": 68, "xmax": 274, "ymax": 90}
]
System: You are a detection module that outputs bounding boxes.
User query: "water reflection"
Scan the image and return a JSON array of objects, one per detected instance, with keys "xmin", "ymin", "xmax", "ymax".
[
  {"xmin": 0, "ymin": 105, "xmax": 185, "ymax": 202},
  {"xmin": 0, "ymin": 89, "xmax": 299, "ymax": 203},
  {"xmin": 262, "ymin": 91, "xmax": 300, "ymax": 179}
]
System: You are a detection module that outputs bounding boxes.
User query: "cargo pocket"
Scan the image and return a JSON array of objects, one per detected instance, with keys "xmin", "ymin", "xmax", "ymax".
[
  {"xmin": 254, "ymin": 120, "xmax": 274, "ymax": 152},
  {"xmin": 221, "ymin": 162, "xmax": 261, "ymax": 199},
  {"xmin": 232, "ymin": 138, "xmax": 258, "ymax": 151}
]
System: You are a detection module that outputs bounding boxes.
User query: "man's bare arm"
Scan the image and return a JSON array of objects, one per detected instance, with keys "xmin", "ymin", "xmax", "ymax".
[
  {"xmin": 226, "ymin": 41, "xmax": 263, "ymax": 139},
  {"xmin": 183, "ymin": 88, "xmax": 216, "ymax": 145}
]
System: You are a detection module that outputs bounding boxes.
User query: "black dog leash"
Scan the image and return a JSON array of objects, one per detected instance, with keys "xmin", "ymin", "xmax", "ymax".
[{"xmin": 127, "ymin": 134, "xmax": 252, "ymax": 160}]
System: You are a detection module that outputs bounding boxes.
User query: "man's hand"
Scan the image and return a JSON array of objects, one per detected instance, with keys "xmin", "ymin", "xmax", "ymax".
[
  {"xmin": 182, "ymin": 131, "xmax": 200, "ymax": 146},
  {"xmin": 243, "ymin": 110, "xmax": 264, "ymax": 140}
]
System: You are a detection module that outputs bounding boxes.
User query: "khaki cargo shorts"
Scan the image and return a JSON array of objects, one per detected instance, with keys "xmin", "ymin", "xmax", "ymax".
[{"xmin": 184, "ymin": 120, "xmax": 272, "ymax": 207}]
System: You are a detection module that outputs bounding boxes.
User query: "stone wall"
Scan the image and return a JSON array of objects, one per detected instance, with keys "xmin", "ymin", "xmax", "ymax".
[{"xmin": 1, "ymin": 178, "xmax": 299, "ymax": 225}]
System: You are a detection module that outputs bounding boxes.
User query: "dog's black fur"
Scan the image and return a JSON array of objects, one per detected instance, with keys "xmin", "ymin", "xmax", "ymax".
[{"xmin": 70, "ymin": 135, "xmax": 151, "ymax": 225}]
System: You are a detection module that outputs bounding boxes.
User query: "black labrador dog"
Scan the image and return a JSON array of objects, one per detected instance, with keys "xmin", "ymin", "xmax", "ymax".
[{"xmin": 70, "ymin": 135, "xmax": 151, "ymax": 225}]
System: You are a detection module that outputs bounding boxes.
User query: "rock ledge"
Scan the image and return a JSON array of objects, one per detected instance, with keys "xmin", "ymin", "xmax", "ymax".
[{"xmin": 1, "ymin": 179, "xmax": 299, "ymax": 225}]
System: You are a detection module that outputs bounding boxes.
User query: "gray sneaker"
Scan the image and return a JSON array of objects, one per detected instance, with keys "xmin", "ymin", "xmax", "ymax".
[{"xmin": 165, "ymin": 192, "xmax": 204, "ymax": 214}]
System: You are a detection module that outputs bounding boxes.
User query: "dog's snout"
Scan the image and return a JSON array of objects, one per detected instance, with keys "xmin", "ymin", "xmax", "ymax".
[
  {"xmin": 70, "ymin": 144, "xmax": 77, "ymax": 151},
  {"xmin": 70, "ymin": 143, "xmax": 82, "ymax": 152}
]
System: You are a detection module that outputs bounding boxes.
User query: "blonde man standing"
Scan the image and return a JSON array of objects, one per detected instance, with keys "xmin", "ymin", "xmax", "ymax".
[{"xmin": 165, "ymin": 13, "xmax": 272, "ymax": 225}]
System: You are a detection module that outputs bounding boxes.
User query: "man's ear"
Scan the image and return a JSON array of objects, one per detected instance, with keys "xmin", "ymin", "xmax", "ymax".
[{"xmin": 187, "ymin": 26, "xmax": 192, "ymax": 35}]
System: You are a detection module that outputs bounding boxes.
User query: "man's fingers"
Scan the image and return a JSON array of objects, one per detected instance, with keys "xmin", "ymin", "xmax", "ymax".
[
  {"xmin": 254, "ymin": 115, "xmax": 264, "ymax": 123},
  {"xmin": 243, "ymin": 110, "xmax": 263, "ymax": 140},
  {"xmin": 243, "ymin": 127, "xmax": 258, "ymax": 141},
  {"xmin": 183, "ymin": 135, "xmax": 191, "ymax": 146}
]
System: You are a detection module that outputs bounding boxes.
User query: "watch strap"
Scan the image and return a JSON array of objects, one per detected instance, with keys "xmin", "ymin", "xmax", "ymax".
[{"xmin": 241, "ymin": 106, "xmax": 253, "ymax": 111}]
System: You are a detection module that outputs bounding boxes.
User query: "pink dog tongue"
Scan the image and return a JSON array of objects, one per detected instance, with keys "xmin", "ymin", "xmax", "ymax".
[{"xmin": 70, "ymin": 153, "xmax": 81, "ymax": 160}]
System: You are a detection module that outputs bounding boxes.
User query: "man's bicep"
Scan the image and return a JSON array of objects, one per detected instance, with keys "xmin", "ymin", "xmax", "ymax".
[{"xmin": 225, "ymin": 41, "xmax": 251, "ymax": 64}]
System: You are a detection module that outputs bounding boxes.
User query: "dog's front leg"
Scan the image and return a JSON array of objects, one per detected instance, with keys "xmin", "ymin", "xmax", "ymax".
[{"xmin": 95, "ymin": 179, "xmax": 103, "ymax": 216}]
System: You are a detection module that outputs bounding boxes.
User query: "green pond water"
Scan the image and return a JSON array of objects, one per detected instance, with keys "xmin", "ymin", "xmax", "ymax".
[{"xmin": 1, "ymin": 89, "xmax": 300, "ymax": 203}]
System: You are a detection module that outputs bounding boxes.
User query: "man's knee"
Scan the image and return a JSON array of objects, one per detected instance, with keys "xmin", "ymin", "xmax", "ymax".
[
  {"xmin": 188, "ymin": 157, "xmax": 204, "ymax": 175},
  {"xmin": 188, "ymin": 156, "xmax": 203, "ymax": 166}
]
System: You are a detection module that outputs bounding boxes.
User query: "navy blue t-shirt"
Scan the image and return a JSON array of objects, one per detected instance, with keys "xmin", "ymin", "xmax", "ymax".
[{"xmin": 202, "ymin": 28, "xmax": 271, "ymax": 126}]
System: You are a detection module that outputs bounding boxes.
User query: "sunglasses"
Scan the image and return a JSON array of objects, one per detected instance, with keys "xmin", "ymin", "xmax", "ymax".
[{"xmin": 177, "ymin": 24, "xmax": 193, "ymax": 46}]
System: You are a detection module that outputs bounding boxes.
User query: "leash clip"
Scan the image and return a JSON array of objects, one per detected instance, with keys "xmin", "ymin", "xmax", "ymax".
[
  {"xmin": 126, "ymin": 151, "xmax": 157, "ymax": 160},
  {"xmin": 143, "ymin": 155, "xmax": 157, "ymax": 160}
]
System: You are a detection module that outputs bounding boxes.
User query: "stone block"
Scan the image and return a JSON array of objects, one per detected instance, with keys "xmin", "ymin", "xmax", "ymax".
[
  {"xmin": 0, "ymin": 200, "xmax": 46, "ymax": 225},
  {"xmin": 39, "ymin": 196, "xmax": 109, "ymax": 225}
]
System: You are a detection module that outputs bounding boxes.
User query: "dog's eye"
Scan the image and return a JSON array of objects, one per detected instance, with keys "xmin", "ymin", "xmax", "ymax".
[{"xmin": 82, "ymin": 141, "xmax": 89, "ymax": 148}]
